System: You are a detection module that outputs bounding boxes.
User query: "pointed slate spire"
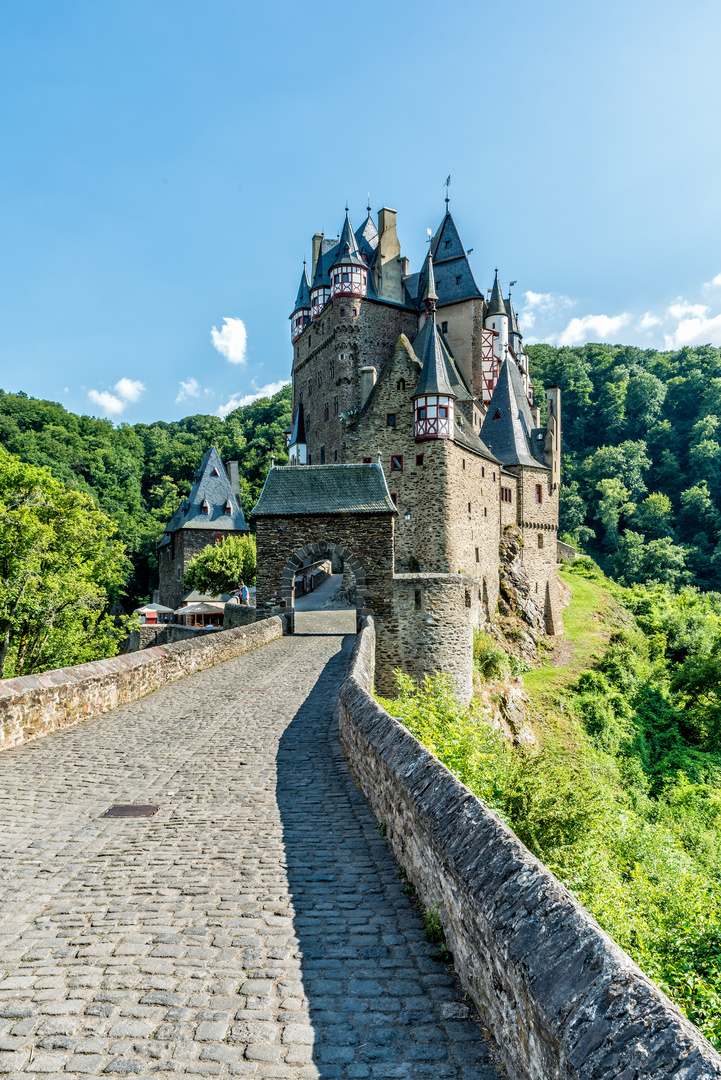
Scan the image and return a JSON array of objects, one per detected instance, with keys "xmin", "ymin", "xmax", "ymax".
[
  {"xmin": 486, "ymin": 271, "xmax": 508, "ymax": 318},
  {"xmin": 414, "ymin": 312, "xmax": 455, "ymax": 399},
  {"xmin": 331, "ymin": 209, "xmax": 365, "ymax": 268},
  {"xmin": 311, "ymin": 237, "xmax": 327, "ymax": 289},
  {"xmin": 293, "ymin": 263, "xmax": 311, "ymax": 312},
  {"xmin": 289, "ymin": 401, "xmax": 306, "ymax": 447},
  {"xmin": 159, "ymin": 446, "xmax": 249, "ymax": 538},
  {"xmin": 507, "ymin": 293, "xmax": 521, "ymax": 337},
  {"xmin": 422, "ymin": 250, "xmax": 438, "ymax": 314},
  {"xmin": 480, "ymin": 359, "xmax": 545, "ymax": 468},
  {"xmin": 356, "ymin": 205, "xmax": 378, "ymax": 251}
]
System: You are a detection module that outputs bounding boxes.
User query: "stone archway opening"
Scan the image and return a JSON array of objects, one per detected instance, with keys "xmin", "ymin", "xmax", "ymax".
[{"xmin": 281, "ymin": 541, "xmax": 367, "ymax": 633}]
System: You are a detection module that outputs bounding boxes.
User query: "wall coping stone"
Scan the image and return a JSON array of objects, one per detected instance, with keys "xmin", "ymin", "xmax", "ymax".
[
  {"xmin": 0, "ymin": 617, "xmax": 283, "ymax": 751},
  {"xmin": 338, "ymin": 616, "xmax": 721, "ymax": 1080}
]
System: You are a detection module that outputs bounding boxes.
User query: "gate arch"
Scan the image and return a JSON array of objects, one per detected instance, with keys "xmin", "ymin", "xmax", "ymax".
[{"xmin": 281, "ymin": 541, "xmax": 366, "ymax": 632}]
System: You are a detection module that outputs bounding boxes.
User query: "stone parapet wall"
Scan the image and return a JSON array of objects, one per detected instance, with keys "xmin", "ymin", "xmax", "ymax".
[
  {"xmin": 0, "ymin": 617, "xmax": 283, "ymax": 752},
  {"xmin": 339, "ymin": 617, "xmax": 721, "ymax": 1080},
  {"xmin": 128, "ymin": 623, "xmax": 218, "ymax": 651}
]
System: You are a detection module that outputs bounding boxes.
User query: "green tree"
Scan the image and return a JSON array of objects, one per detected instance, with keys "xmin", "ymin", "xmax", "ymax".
[
  {"xmin": 631, "ymin": 493, "xmax": 675, "ymax": 539},
  {"xmin": 184, "ymin": 534, "xmax": 257, "ymax": 595},
  {"xmin": 0, "ymin": 448, "xmax": 130, "ymax": 677},
  {"xmin": 596, "ymin": 479, "xmax": 634, "ymax": 550}
]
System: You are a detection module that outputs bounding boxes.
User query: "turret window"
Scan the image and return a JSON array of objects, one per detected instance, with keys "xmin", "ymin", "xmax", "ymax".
[
  {"xmin": 415, "ymin": 454, "xmax": 424, "ymax": 467},
  {"xmin": 391, "ymin": 455, "xmax": 403, "ymax": 472},
  {"xmin": 414, "ymin": 394, "xmax": 454, "ymax": 440},
  {"xmin": 386, "ymin": 413, "xmax": 396, "ymax": 427},
  {"xmin": 441, "ymin": 322, "xmax": 448, "ymax": 334},
  {"xmin": 201, "ymin": 500, "xmax": 210, "ymax": 515},
  {"xmin": 397, "ymin": 378, "xmax": 405, "ymax": 391}
]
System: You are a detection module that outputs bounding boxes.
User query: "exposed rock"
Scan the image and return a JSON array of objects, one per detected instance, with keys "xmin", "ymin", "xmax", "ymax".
[{"xmin": 498, "ymin": 525, "xmax": 545, "ymax": 634}]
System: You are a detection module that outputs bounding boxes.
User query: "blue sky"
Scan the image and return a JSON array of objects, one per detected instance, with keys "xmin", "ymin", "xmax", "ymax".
[{"xmin": 2, "ymin": 0, "xmax": 721, "ymax": 424}]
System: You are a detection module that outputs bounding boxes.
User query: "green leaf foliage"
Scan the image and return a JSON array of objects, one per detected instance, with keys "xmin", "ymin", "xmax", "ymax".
[
  {"xmin": 527, "ymin": 343, "xmax": 721, "ymax": 589},
  {"xmin": 184, "ymin": 534, "xmax": 257, "ymax": 595}
]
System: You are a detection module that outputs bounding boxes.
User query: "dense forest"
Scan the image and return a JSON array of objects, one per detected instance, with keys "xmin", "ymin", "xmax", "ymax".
[
  {"xmin": 527, "ymin": 342, "xmax": 721, "ymax": 589},
  {"xmin": 0, "ymin": 385, "xmax": 292, "ymax": 607}
]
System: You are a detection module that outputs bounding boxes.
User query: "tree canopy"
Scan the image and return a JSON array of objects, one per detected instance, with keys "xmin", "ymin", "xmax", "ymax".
[{"xmin": 183, "ymin": 534, "xmax": 257, "ymax": 596}]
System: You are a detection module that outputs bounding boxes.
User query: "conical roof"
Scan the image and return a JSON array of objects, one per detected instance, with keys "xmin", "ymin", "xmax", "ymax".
[
  {"xmin": 159, "ymin": 446, "xmax": 249, "ymax": 538},
  {"xmin": 480, "ymin": 360, "xmax": 547, "ymax": 469},
  {"xmin": 311, "ymin": 236, "xmax": 328, "ymax": 289},
  {"xmin": 356, "ymin": 207, "xmax": 378, "ymax": 252},
  {"xmin": 413, "ymin": 312, "xmax": 455, "ymax": 398},
  {"xmin": 289, "ymin": 401, "xmax": 306, "ymax": 447},
  {"xmin": 507, "ymin": 294, "xmax": 521, "ymax": 337},
  {"xmin": 412, "ymin": 318, "xmax": 471, "ymax": 401},
  {"xmin": 422, "ymin": 250, "xmax": 438, "ymax": 304},
  {"xmin": 292, "ymin": 264, "xmax": 311, "ymax": 312},
  {"xmin": 486, "ymin": 271, "xmax": 508, "ymax": 318},
  {"xmin": 331, "ymin": 209, "xmax": 366, "ymax": 269}
]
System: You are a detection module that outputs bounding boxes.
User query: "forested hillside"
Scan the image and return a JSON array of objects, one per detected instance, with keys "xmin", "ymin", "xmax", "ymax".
[
  {"xmin": 0, "ymin": 385, "xmax": 292, "ymax": 605},
  {"xmin": 528, "ymin": 342, "xmax": 721, "ymax": 589}
]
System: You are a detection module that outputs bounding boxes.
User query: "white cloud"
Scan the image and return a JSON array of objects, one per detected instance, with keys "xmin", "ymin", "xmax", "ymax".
[
  {"xmin": 211, "ymin": 317, "xmax": 247, "ymax": 365},
  {"xmin": 640, "ymin": 312, "xmax": 661, "ymax": 329},
  {"xmin": 555, "ymin": 313, "xmax": 630, "ymax": 347},
  {"xmin": 667, "ymin": 300, "xmax": 708, "ymax": 320},
  {"xmin": 665, "ymin": 313, "xmax": 721, "ymax": 349},
  {"xmin": 175, "ymin": 377, "xmax": 201, "ymax": 404},
  {"xmin": 217, "ymin": 380, "xmax": 290, "ymax": 419},
  {"xmin": 87, "ymin": 377, "xmax": 146, "ymax": 417},
  {"xmin": 518, "ymin": 290, "xmax": 573, "ymax": 332},
  {"xmin": 703, "ymin": 273, "xmax": 721, "ymax": 288}
]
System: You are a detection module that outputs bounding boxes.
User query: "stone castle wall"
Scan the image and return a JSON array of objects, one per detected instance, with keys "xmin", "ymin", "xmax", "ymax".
[
  {"xmin": 339, "ymin": 618, "xmax": 721, "ymax": 1080},
  {"xmin": 0, "ymin": 617, "xmax": 283, "ymax": 752},
  {"xmin": 157, "ymin": 529, "xmax": 223, "ymax": 610}
]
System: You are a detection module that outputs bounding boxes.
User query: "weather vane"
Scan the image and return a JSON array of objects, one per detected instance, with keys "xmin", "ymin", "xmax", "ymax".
[{"xmin": 444, "ymin": 174, "xmax": 451, "ymax": 211}]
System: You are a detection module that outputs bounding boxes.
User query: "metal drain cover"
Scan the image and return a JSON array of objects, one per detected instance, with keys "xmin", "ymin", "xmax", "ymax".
[{"xmin": 101, "ymin": 804, "xmax": 160, "ymax": 818}]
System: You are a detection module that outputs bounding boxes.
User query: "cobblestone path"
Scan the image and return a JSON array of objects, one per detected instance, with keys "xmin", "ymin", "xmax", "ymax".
[{"xmin": 0, "ymin": 612, "xmax": 500, "ymax": 1080}]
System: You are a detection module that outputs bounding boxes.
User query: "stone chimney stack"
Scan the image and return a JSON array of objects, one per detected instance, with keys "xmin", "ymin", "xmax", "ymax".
[
  {"xmin": 226, "ymin": 460, "xmax": 241, "ymax": 498},
  {"xmin": 531, "ymin": 405, "xmax": 541, "ymax": 428},
  {"xmin": 360, "ymin": 366, "xmax": 377, "ymax": 407},
  {"xmin": 311, "ymin": 233, "xmax": 323, "ymax": 280},
  {"xmin": 375, "ymin": 208, "xmax": 402, "ymax": 303},
  {"xmin": 544, "ymin": 387, "xmax": 561, "ymax": 488}
]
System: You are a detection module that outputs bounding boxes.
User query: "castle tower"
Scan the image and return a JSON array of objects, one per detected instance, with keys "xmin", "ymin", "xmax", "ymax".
[
  {"xmin": 156, "ymin": 447, "xmax": 249, "ymax": 610},
  {"xmin": 329, "ymin": 210, "xmax": 368, "ymax": 300},
  {"xmin": 506, "ymin": 292, "xmax": 533, "ymax": 404},
  {"xmin": 290, "ymin": 263, "xmax": 311, "ymax": 343},
  {"xmin": 413, "ymin": 259, "xmax": 456, "ymax": 441},
  {"xmin": 310, "ymin": 235, "xmax": 330, "ymax": 320}
]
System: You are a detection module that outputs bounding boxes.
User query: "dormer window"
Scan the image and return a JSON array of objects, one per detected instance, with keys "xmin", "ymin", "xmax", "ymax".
[
  {"xmin": 224, "ymin": 501, "xmax": 232, "ymax": 515},
  {"xmin": 445, "ymin": 239, "xmax": 451, "ymax": 249},
  {"xmin": 201, "ymin": 500, "xmax": 210, "ymax": 515},
  {"xmin": 211, "ymin": 468, "xmax": 220, "ymax": 477}
]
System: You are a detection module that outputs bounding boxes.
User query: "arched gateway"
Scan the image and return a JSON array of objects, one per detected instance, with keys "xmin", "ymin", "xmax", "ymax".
[{"xmin": 251, "ymin": 463, "xmax": 397, "ymax": 634}]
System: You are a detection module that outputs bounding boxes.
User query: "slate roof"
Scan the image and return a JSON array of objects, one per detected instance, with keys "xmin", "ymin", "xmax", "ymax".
[
  {"xmin": 159, "ymin": 446, "xmax": 249, "ymax": 541},
  {"xmin": 355, "ymin": 209, "xmax": 378, "ymax": 254},
  {"xmin": 252, "ymin": 464, "xmax": 397, "ymax": 517},
  {"xmin": 507, "ymin": 293, "xmax": 521, "ymax": 337},
  {"xmin": 292, "ymin": 264, "xmax": 311, "ymax": 313},
  {"xmin": 480, "ymin": 360, "xmax": 548, "ymax": 469},
  {"xmin": 413, "ymin": 212, "xmax": 482, "ymax": 307},
  {"xmin": 413, "ymin": 313, "xmax": 455, "ymax": 398},
  {"xmin": 331, "ymin": 210, "xmax": 366, "ymax": 269},
  {"xmin": 289, "ymin": 401, "xmax": 306, "ymax": 447},
  {"xmin": 412, "ymin": 318, "xmax": 472, "ymax": 401},
  {"xmin": 454, "ymin": 419, "xmax": 499, "ymax": 462},
  {"xmin": 486, "ymin": 271, "xmax": 508, "ymax": 318}
]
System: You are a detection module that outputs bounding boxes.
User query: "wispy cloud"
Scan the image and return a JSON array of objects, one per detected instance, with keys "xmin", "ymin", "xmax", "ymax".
[
  {"xmin": 665, "ymin": 312, "xmax": 721, "ymax": 349},
  {"xmin": 211, "ymin": 317, "xmax": 247, "ymax": 365},
  {"xmin": 175, "ymin": 377, "xmax": 201, "ymax": 404},
  {"xmin": 518, "ymin": 290, "xmax": 573, "ymax": 333},
  {"xmin": 88, "ymin": 377, "xmax": 146, "ymax": 417},
  {"xmin": 217, "ymin": 380, "xmax": 290, "ymax": 419}
]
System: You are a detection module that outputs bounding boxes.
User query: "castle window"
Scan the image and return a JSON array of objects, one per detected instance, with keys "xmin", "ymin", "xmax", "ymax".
[
  {"xmin": 308, "ymin": 454, "xmax": 311, "ymax": 464},
  {"xmin": 462, "ymin": 458, "xmax": 466, "ymax": 470},
  {"xmin": 493, "ymin": 410, "xmax": 502, "ymax": 420},
  {"xmin": 465, "ymin": 590, "xmax": 471, "ymax": 608},
  {"xmin": 536, "ymin": 582, "xmax": 539, "ymax": 593},
  {"xmin": 334, "ymin": 449, "xmax": 338, "ymax": 461},
  {"xmin": 330, "ymin": 361, "xmax": 334, "ymax": 378},
  {"xmin": 391, "ymin": 493, "xmax": 398, "ymax": 506},
  {"xmin": 445, "ymin": 239, "xmax": 451, "ymax": 249},
  {"xmin": 308, "ymin": 380, "xmax": 312, "ymax": 396},
  {"xmin": 493, "ymin": 472, "xmax": 496, "ymax": 482},
  {"xmin": 538, "ymin": 534, "xmax": 544, "ymax": 549},
  {"xmin": 415, "ymin": 454, "xmax": 424, "ymax": 467},
  {"xmin": 484, "ymin": 507, "xmax": 487, "ymax": 517},
  {"xmin": 441, "ymin": 321, "xmax": 448, "ymax": 334},
  {"xmin": 176, "ymin": 567, "xmax": 181, "ymax": 581},
  {"xmin": 333, "ymin": 396, "xmax": 339, "ymax": 416},
  {"xmin": 214, "ymin": 532, "xmax": 223, "ymax": 544},
  {"xmin": 439, "ymin": 406, "xmax": 448, "ymax": 418},
  {"xmin": 481, "ymin": 467, "xmax": 485, "ymax": 477},
  {"xmin": 201, "ymin": 500, "xmax": 210, "ymax": 514},
  {"xmin": 456, "ymin": 275, "xmax": 461, "ymax": 285},
  {"xmin": 362, "ymin": 457, "xmax": 372, "ymax": 463},
  {"xmin": 224, "ymin": 501, "xmax": 232, "ymax": 515},
  {"xmin": 501, "ymin": 486, "xmax": 513, "ymax": 503},
  {"xmin": 340, "ymin": 308, "xmax": 345, "ymax": 316},
  {"xmin": 386, "ymin": 413, "xmax": 396, "ymax": 427},
  {"xmin": 475, "ymin": 547, "xmax": 480, "ymax": 562},
  {"xmin": 397, "ymin": 378, "xmax": 406, "ymax": 391},
  {"xmin": 352, "ymin": 309, "xmax": 357, "ymax": 316},
  {"xmin": 342, "ymin": 272, "xmax": 349, "ymax": 282},
  {"xmin": 414, "ymin": 589, "xmax": 422, "ymax": 610},
  {"xmin": 211, "ymin": 467, "xmax": 220, "ymax": 477},
  {"xmin": 536, "ymin": 484, "xmax": 543, "ymax": 504},
  {"xmin": 324, "ymin": 403, "xmax": 329, "ymax": 422},
  {"xmin": 317, "ymin": 373, "xmax": 322, "ymax": 387},
  {"xmin": 391, "ymin": 455, "xmax": 403, "ymax": 472},
  {"xmin": 320, "ymin": 446, "xmax": 326, "ymax": 464}
]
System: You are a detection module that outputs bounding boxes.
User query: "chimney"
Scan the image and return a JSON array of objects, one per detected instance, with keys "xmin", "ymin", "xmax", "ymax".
[
  {"xmin": 226, "ymin": 460, "xmax": 241, "ymax": 497},
  {"xmin": 544, "ymin": 387, "xmax": 561, "ymax": 488},
  {"xmin": 375, "ymin": 208, "xmax": 402, "ymax": 302},
  {"xmin": 531, "ymin": 406, "xmax": 541, "ymax": 428},
  {"xmin": 311, "ymin": 233, "xmax": 323, "ymax": 280},
  {"xmin": 360, "ymin": 366, "xmax": 377, "ymax": 407}
]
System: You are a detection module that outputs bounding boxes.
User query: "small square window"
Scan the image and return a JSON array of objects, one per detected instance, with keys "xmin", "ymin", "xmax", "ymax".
[
  {"xmin": 415, "ymin": 454, "xmax": 424, "ymax": 467},
  {"xmin": 386, "ymin": 413, "xmax": 396, "ymax": 427},
  {"xmin": 439, "ymin": 406, "xmax": 447, "ymax": 418},
  {"xmin": 391, "ymin": 455, "xmax": 403, "ymax": 472},
  {"xmin": 445, "ymin": 239, "xmax": 451, "ymax": 248},
  {"xmin": 441, "ymin": 321, "xmax": 448, "ymax": 334},
  {"xmin": 340, "ymin": 308, "xmax": 345, "ymax": 316},
  {"xmin": 391, "ymin": 493, "xmax": 398, "ymax": 507},
  {"xmin": 362, "ymin": 457, "xmax": 372, "ymax": 463},
  {"xmin": 352, "ymin": 308, "xmax": 357, "ymax": 316},
  {"xmin": 456, "ymin": 275, "xmax": 461, "ymax": 285}
]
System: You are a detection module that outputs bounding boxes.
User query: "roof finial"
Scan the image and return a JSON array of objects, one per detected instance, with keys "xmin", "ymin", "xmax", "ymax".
[
  {"xmin": 270, "ymin": 451, "xmax": 276, "ymax": 469},
  {"xmin": 367, "ymin": 192, "xmax": 371, "ymax": 214},
  {"xmin": 377, "ymin": 449, "xmax": 382, "ymax": 464},
  {"xmin": 444, "ymin": 174, "xmax": 451, "ymax": 212}
]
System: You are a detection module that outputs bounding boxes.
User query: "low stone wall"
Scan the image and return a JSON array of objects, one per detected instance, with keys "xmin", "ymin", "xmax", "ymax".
[
  {"xmin": 223, "ymin": 604, "xmax": 261, "ymax": 630},
  {"xmin": 128, "ymin": 623, "xmax": 217, "ymax": 651},
  {"xmin": 339, "ymin": 617, "xmax": 721, "ymax": 1080},
  {"xmin": 0, "ymin": 617, "xmax": 283, "ymax": 752},
  {"xmin": 557, "ymin": 539, "xmax": 577, "ymax": 564}
]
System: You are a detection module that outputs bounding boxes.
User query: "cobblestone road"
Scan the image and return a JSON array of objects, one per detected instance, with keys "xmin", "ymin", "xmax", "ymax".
[{"xmin": 0, "ymin": 612, "xmax": 500, "ymax": 1080}]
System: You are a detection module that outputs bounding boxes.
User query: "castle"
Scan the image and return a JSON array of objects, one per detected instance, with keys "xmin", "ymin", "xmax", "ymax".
[{"xmin": 252, "ymin": 200, "xmax": 563, "ymax": 700}]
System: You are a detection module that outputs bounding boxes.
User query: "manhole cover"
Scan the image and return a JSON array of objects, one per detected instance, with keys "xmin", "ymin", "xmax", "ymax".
[{"xmin": 101, "ymin": 804, "xmax": 160, "ymax": 818}]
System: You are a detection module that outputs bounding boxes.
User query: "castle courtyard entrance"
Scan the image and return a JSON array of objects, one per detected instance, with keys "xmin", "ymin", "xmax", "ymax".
[{"xmin": 251, "ymin": 463, "xmax": 397, "ymax": 634}]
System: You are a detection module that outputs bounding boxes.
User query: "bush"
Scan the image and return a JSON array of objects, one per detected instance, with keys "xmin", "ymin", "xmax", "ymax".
[{"xmin": 473, "ymin": 630, "xmax": 508, "ymax": 681}]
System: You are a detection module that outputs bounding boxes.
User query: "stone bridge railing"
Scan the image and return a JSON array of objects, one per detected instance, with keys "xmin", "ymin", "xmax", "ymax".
[
  {"xmin": 0, "ymin": 616, "xmax": 283, "ymax": 751},
  {"xmin": 339, "ymin": 616, "xmax": 721, "ymax": 1080}
]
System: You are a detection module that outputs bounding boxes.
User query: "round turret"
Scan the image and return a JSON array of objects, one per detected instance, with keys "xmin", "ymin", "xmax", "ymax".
[
  {"xmin": 330, "ymin": 210, "xmax": 368, "ymax": 301},
  {"xmin": 291, "ymin": 262, "xmax": 311, "ymax": 342}
]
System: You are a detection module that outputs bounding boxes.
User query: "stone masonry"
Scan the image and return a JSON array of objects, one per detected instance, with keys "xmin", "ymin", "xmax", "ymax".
[{"xmin": 0, "ymin": 610, "xmax": 501, "ymax": 1080}]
